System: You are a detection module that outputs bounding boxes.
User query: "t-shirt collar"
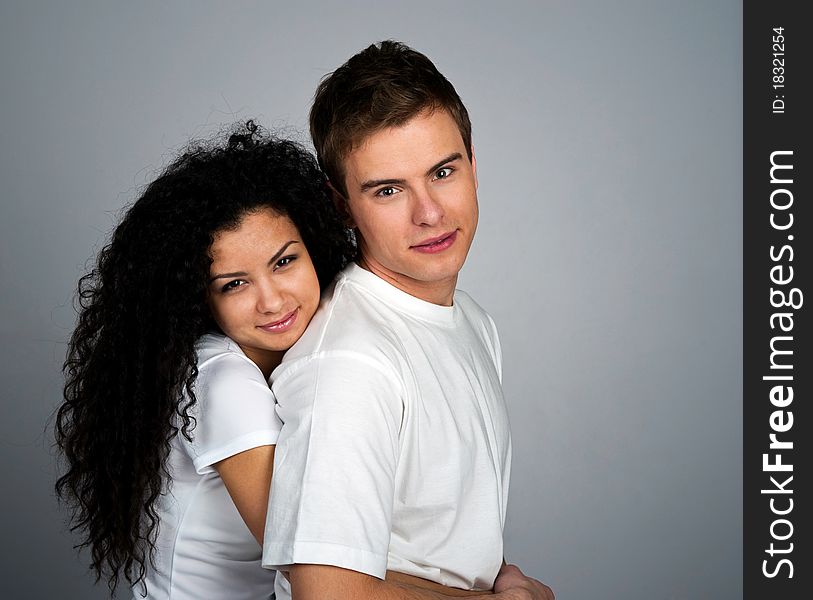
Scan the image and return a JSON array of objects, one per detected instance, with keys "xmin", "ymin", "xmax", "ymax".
[{"xmin": 342, "ymin": 262, "xmax": 459, "ymax": 325}]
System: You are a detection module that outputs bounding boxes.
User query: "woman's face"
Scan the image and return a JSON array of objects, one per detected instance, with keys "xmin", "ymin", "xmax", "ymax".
[{"xmin": 207, "ymin": 208, "xmax": 320, "ymax": 376}]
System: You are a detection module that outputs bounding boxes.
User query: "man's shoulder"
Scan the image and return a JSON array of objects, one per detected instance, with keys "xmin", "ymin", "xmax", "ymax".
[
  {"xmin": 281, "ymin": 271, "xmax": 402, "ymax": 363},
  {"xmin": 453, "ymin": 288, "xmax": 487, "ymax": 317},
  {"xmin": 454, "ymin": 289, "xmax": 498, "ymax": 329}
]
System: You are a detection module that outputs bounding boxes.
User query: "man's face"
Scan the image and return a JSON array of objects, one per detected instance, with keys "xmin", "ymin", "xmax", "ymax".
[{"xmin": 340, "ymin": 109, "xmax": 478, "ymax": 305}]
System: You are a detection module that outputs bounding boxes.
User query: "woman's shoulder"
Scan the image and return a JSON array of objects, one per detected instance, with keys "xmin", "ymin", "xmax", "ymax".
[
  {"xmin": 194, "ymin": 332, "xmax": 265, "ymax": 382},
  {"xmin": 196, "ymin": 331, "xmax": 240, "ymax": 357}
]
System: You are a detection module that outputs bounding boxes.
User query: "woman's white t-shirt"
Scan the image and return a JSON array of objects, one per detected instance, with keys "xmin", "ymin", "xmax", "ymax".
[{"xmin": 135, "ymin": 333, "xmax": 282, "ymax": 600}]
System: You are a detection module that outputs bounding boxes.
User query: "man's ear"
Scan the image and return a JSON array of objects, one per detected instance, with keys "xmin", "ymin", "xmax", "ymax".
[
  {"xmin": 470, "ymin": 145, "xmax": 478, "ymax": 190},
  {"xmin": 326, "ymin": 180, "xmax": 355, "ymax": 228}
]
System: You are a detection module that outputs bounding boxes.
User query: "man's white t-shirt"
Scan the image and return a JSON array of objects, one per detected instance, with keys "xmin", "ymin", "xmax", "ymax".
[
  {"xmin": 263, "ymin": 263, "xmax": 511, "ymax": 596},
  {"xmin": 136, "ymin": 333, "xmax": 281, "ymax": 600}
]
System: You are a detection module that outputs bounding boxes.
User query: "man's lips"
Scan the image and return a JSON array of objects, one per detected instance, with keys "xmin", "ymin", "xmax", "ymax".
[
  {"xmin": 410, "ymin": 230, "xmax": 458, "ymax": 253},
  {"xmin": 257, "ymin": 308, "xmax": 299, "ymax": 333}
]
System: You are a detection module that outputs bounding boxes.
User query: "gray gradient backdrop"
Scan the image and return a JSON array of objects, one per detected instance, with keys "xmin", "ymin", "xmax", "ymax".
[{"xmin": 0, "ymin": 1, "xmax": 742, "ymax": 598}]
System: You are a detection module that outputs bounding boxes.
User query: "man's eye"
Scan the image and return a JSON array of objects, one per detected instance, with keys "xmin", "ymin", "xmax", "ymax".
[
  {"xmin": 375, "ymin": 186, "xmax": 397, "ymax": 197},
  {"xmin": 434, "ymin": 167, "xmax": 453, "ymax": 180},
  {"xmin": 221, "ymin": 279, "xmax": 247, "ymax": 292}
]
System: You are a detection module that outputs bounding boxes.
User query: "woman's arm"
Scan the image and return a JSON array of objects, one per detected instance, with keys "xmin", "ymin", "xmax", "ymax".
[{"xmin": 214, "ymin": 445, "xmax": 276, "ymax": 545}]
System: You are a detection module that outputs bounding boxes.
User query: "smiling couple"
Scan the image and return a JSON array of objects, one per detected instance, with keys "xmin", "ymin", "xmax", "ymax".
[{"xmin": 57, "ymin": 41, "xmax": 553, "ymax": 600}]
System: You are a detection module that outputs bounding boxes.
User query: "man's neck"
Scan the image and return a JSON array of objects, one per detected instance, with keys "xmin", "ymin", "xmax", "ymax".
[{"xmin": 356, "ymin": 258, "xmax": 457, "ymax": 307}]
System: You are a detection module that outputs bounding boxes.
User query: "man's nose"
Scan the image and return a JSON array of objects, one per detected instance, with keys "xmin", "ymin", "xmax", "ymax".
[{"xmin": 411, "ymin": 185, "xmax": 444, "ymax": 226}]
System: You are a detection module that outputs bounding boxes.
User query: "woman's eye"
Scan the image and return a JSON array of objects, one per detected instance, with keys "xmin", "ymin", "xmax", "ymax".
[
  {"xmin": 434, "ymin": 167, "xmax": 453, "ymax": 180},
  {"xmin": 221, "ymin": 279, "xmax": 247, "ymax": 292},
  {"xmin": 275, "ymin": 255, "xmax": 297, "ymax": 270}
]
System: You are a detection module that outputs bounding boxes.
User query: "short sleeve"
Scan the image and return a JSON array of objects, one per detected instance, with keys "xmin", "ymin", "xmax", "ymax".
[
  {"xmin": 182, "ymin": 352, "xmax": 282, "ymax": 474},
  {"xmin": 485, "ymin": 312, "xmax": 503, "ymax": 383},
  {"xmin": 262, "ymin": 351, "xmax": 403, "ymax": 579}
]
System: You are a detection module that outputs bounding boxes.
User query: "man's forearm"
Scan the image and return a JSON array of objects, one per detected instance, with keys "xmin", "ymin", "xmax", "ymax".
[
  {"xmin": 389, "ymin": 580, "xmax": 534, "ymax": 600},
  {"xmin": 385, "ymin": 570, "xmax": 490, "ymax": 597},
  {"xmin": 290, "ymin": 564, "xmax": 533, "ymax": 600}
]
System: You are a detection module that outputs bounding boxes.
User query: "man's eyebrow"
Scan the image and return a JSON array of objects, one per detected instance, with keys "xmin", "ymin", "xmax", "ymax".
[
  {"xmin": 359, "ymin": 177, "xmax": 405, "ymax": 194},
  {"xmin": 209, "ymin": 240, "xmax": 299, "ymax": 283},
  {"xmin": 425, "ymin": 153, "xmax": 462, "ymax": 177},
  {"xmin": 358, "ymin": 153, "xmax": 464, "ymax": 194}
]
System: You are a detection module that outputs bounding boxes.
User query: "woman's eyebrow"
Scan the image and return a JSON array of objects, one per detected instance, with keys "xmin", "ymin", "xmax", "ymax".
[{"xmin": 209, "ymin": 240, "xmax": 300, "ymax": 282}]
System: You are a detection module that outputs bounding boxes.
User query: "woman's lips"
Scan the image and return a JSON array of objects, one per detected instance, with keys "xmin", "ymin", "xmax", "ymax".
[
  {"xmin": 257, "ymin": 308, "xmax": 298, "ymax": 333},
  {"xmin": 411, "ymin": 230, "xmax": 458, "ymax": 254}
]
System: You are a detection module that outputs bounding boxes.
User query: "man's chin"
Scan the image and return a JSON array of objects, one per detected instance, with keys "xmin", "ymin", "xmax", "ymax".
[
  {"xmin": 404, "ymin": 266, "xmax": 464, "ymax": 287},
  {"xmin": 366, "ymin": 254, "xmax": 467, "ymax": 289}
]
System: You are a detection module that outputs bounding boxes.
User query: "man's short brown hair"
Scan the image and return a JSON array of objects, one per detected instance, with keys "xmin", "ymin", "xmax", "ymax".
[{"xmin": 310, "ymin": 40, "xmax": 472, "ymax": 197}]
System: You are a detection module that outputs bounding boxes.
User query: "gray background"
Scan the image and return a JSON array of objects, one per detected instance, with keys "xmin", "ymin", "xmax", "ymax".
[{"xmin": 0, "ymin": 1, "xmax": 742, "ymax": 598}]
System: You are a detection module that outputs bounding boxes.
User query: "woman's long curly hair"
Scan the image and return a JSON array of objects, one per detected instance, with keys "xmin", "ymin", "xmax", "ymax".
[{"xmin": 55, "ymin": 121, "xmax": 355, "ymax": 594}]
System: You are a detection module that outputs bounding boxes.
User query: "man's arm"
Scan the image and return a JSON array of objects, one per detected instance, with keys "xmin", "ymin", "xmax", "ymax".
[
  {"xmin": 264, "ymin": 353, "xmax": 402, "ymax": 575},
  {"xmin": 385, "ymin": 571, "xmax": 490, "ymax": 596},
  {"xmin": 290, "ymin": 564, "xmax": 554, "ymax": 600}
]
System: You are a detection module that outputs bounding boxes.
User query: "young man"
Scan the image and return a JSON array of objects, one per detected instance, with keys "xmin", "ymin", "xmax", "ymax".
[{"xmin": 263, "ymin": 41, "xmax": 553, "ymax": 600}]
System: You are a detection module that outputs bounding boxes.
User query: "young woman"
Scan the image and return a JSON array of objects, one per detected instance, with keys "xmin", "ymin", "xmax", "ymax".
[{"xmin": 55, "ymin": 122, "xmax": 355, "ymax": 599}]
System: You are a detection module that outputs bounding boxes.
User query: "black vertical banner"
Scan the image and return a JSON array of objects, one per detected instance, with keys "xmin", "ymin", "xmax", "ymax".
[{"xmin": 744, "ymin": 2, "xmax": 810, "ymax": 598}]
